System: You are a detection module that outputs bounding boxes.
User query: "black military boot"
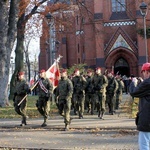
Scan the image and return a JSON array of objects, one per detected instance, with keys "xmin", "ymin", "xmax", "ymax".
[
  {"xmin": 99, "ymin": 111, "xmax": 105, "ymax": 119},
  {"xmin": 20, "ymin": 117, "xmax": 27, "ymax": 126},
  {"xmin": 64, "ymin": 124, "xmax": 69, "ymax": 131},
  {"xmin": 41, "ymin": 118, "xmax": 47, "ymax": 127},
  {"xmin": 79, "ymin": 112, "xmax": 83, "ymax": 119}
]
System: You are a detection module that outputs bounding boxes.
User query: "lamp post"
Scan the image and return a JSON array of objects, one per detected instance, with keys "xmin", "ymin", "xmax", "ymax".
[
  {"xmin": 53, "ymin": 40, "xmax": 60, "ymax": 60},
  {"xmin": 45, "ymin": 13, "xmax": 54, "ymax": 66},
  {"xmin": 139, "ymin": 2, "xmax": 148, "ymax": 62}
]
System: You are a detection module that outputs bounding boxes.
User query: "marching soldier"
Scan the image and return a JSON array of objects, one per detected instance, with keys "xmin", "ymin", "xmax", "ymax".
[
  {"xmin": 106, "ymin": 72, "xmax": 118, "ymax": 115},
  {"xmin": 85, "ymin": 69, "xmax": 93, "ymax": 114},
  {"xmin": 72, "ymin": 69, "xmax": 87, "ymax": 119},
  {"xmin": 115, "ymin": 75, "xmax": 124, "ymax": 110},
  {"xmin": 13, "ymin": 71, "xmax": 30, "ymax": 126},
  {"xmin": 91, "ymin": 67, "xmax": 108, "ymax": 119},
  {"xmin": 36, "ymin": 69, "xmax": 53, "ymax": 127},
  {"xmin": 55, "ymin": 69, "xmax": 73, "ymax": 131}
]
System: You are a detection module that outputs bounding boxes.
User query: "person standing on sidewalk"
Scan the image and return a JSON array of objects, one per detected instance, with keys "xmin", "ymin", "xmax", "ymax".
[
  {"xmin": 129, "ymin": 63, "xmax": 150, "ymax": 150},
  {"xmin": 36, "ymin": 69, "xmax": 53, "ymax": 127},
  {"xmin": 55, "ymin": 69, "xmax": 73, "ymax": 131},
  {"xmin": 13, "ymin": 71, "xmax": 30, "ymax": 126}
]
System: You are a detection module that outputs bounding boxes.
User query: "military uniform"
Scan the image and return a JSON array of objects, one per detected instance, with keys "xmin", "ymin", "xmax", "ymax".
[
  {"xmin": 13, "ymin": 72, "xmax": 30, "ymax": 126},
  {"xmin": 106, "ymin": 74, "xmax": 118, "ymax": 115},
  {"xmin": 91, "ymin": 68, "xmax": 108, "ymax": 119},
  {"xmin": 115, "ymin": 77, "xmax": 124, "ymax": 109},
  {"xmin": 56, "ymin": 70, "xmax": 73, "ymax": 131},
  {"xmin": 36, "ymin": 70, "xmax": 53, "ymax": 127},
  {"xmin": 72, "ymin": 70, "xmax": 87, "ymax": 119},
  {"xmin": 85, "ymin": 71, "xmax": 93, "ymax": 114}
]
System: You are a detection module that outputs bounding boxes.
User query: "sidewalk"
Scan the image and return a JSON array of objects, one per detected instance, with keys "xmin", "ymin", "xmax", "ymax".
[{"xmin": 0, "ymin": 94, "xmax": 139, "ymax": 150}]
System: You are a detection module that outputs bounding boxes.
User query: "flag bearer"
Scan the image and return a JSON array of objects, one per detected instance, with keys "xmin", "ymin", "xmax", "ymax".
[{"xmin": 36, "ymin": 69, "xmax": 53, "ymax": 127}]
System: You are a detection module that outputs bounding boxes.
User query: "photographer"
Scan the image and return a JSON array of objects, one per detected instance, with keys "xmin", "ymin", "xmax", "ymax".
[{"xmin": 129, "ymin": 63, "xmax": 150, "ymax": 150}]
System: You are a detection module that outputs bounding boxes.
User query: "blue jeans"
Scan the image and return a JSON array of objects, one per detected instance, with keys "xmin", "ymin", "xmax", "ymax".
[{"xmin": 139, "ymin": 131, "xmax": 150, "ymax": 150}]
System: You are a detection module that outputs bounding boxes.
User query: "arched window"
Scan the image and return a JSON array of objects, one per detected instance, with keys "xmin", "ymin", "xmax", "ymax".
[{"xmin": 111, "ymin": 0, "xmax": 126, "ymax": 12}]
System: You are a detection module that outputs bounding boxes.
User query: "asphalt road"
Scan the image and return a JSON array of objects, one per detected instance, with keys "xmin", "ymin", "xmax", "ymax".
[{"xmin": 0, "ymin": 94, "xmax": 139, "ymax": 150}]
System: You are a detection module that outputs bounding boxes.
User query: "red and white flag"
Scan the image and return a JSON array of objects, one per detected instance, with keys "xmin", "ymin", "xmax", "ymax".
[{"xmin": 46, "ymin": 61, "xmax": 60, "ymax": 87}]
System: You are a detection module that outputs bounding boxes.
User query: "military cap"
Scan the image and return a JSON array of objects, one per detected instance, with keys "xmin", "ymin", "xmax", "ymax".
[
  {"xmin": 39, "ymin": 69, "xmax": 46, "ymax": 73},
  {"xmin": 87, "ymin": 69, "xmax": 92, "ymax": 73},
  {"xmin": 95, "ymin": 67, "xmax": 101, "ymax": 71},
  {"xmin": 61, "ymin": 69, "xmax": 67, "ymax": 73},
  {"xmin": 74, "ymin": 68, "xmax": 79, "ymax": 73},
  {"xmin": 18, "ymin": 71, "xmax": 24, "ymax": 76}
]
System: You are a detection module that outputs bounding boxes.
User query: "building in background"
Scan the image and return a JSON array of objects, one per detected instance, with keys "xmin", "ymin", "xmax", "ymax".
[{"xmin": 39, "ymin": 0, "xmax": 150, "ymax": 77}]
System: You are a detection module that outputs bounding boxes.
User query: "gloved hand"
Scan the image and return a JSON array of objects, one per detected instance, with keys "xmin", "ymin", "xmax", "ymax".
[
  {"xmin": 27, "ymin": 89, "xmax": 31, "ymax": 94},
  {"xmin": 45, "ymin": 97, "xmax": 49, "ymax": 101}
]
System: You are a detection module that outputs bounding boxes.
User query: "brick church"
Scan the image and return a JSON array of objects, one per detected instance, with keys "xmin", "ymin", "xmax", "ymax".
[{"xmin": 39, "ymin": 0, "xmax": 150, "ymax": 77}]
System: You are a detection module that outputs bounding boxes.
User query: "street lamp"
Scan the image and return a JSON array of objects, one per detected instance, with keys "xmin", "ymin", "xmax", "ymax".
[
  {"xmin": 139, "ymin": 2, "xmax": 148, "ymax": 62},
  {"xmin": 45, "ymin": 13, "xmax": 54, "ymax": 66}
]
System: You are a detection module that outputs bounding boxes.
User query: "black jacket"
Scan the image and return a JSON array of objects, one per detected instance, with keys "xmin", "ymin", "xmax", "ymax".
[{"xmin": 129, "ymin": 78, "xmax": 150, "ymax": 132}]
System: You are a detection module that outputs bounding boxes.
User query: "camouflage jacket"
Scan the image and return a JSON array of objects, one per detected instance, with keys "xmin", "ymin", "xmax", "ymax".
[
  {"xmin": 85, "ymin": 76, "xmax": 93, "ymax": 94},
  {"xmin": 116, "ymin": 79, "xmax": 124, "ymax": 94},
  {"xmin": 92, "ymin": 74, "xmax": 108, "ymax": 93},
  {"xmin": 72, "ymin": 75, "xmax": 87, "ymax": 94},
  {"xmin": 56, "ymin": 77, "xmax": 73, "ymax": 100},
  {"xmin": 38, "ymin": 77, "xmax": 53, "ymax": 97},
  {"xmin": 106, "ymin": 76, "xmax": 118, "ymax": 95},
  {"xmin": 14, "ymin": 79, "xmax": 29, "ymax": 96}
]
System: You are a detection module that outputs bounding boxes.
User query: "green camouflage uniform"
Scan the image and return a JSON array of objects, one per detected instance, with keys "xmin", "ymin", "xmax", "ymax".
[
  {"xmin": 72, "ymin": 75, "xmax": 87, "ymax": 118},
  {"xmin": 36, "ymin": 77, "xmax": 53, "ymax": 126},
  {"xmin": 13, "ymin": 79, "xmax": 30, "ymax": 125},
  {"xmin": 106, "ymin": 76, "xmax": 118, "ymax": 114},
  {"xmin": 56, "ymin": 76, "xmax": 73, "ymax": 127},
  {"xmin": 85, "ymin": 75, "xmax": 93, "ymax": 114},
  {"xmin": 92, "ymin": 74, "xmax": 108, "ymax": 118},
  {"xmin": 115, "ymin": 78, "xmax": 124, "ymax": 109}
]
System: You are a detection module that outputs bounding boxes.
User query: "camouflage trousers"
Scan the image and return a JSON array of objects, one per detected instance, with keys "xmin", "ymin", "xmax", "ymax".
[
  {"xmin": 85, "ymin": 93, "xmax": 93, "ymax": 113},
  {"xmin": 106, "ymin": 93, "xmax": 116, "ymax": 114},
  {"xmin": 73, "ymin": 93, "xmax": 85, "ymax": 117},
  {"xmin": 14, "ymin": 95, "xmax": 27, "ymax": 118},
  {"xmin": 58, "ymin": 98, "xmax": 71, "ymax": 125},
  {"xmin": 92, "ymin": 92, "xmax": 106, "ymax": 116},
  {"xmin": 36, "ymin": 97, "xmax": 50, "ymax": 120}
]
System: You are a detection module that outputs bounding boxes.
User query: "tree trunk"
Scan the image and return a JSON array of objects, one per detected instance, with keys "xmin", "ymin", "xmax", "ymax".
[
  {"xmin": 0, "ymin": 0, "xmax": 19, "ymax": 106},
  {"xmin": 9, "ymin": 23, "xmax": 25, "ymax": 99}
]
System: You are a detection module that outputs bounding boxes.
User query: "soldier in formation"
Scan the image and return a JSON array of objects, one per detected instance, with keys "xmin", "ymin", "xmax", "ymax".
[
  {"xmin": 115, "ymin": 75, "xmax": 125, "ymax": 110},
  {"xmin": 55, "ymin": 69, "xmax": 73, "ymax": 131},
  {"xmin": 85, "ymin": 70, "xmax": 93, "ymax": 114},
  {"xmin": 72, "ymin": 69, "xmax": 87, "ymax": 119},
  {"xmin": 106, "ymin": 72, "xmax": 118, "ymax": 115},
  {"xmin": 36, "ymin": 69, "xmax": 53, "ymax": 127},
  {"xmin": 13, "ymin": 71, "xmax": 30, "ymax": 126},
  {"xmin": 91, "ymin": 67, "xmax": 108, "ymax": 119}
]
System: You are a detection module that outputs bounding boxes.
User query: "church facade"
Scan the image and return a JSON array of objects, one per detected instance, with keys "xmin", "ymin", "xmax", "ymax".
[{"xmin": 39, "ymin": 0, "xmax": 150, "ymax": 77}]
